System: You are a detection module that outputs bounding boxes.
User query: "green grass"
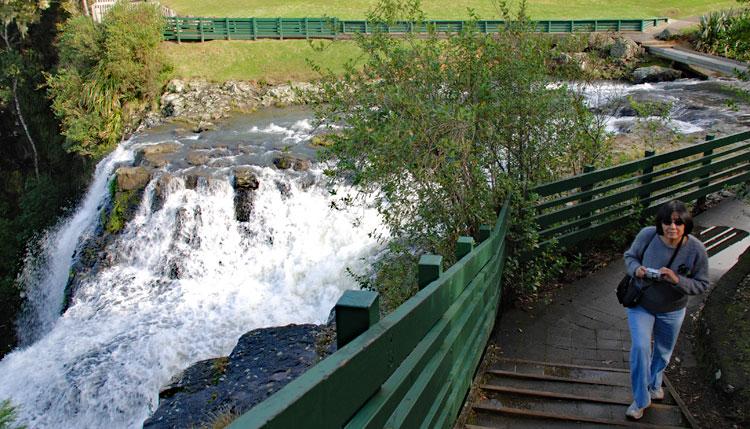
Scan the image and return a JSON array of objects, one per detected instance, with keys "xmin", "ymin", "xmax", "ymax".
[
  {"xmin": 163, "ymin": 39, "xmax": 364, "ymax": 82},
  {"xmin": 160, "ymin": 0, "xmax": 738, "ymax": 83},
  {"xmin": 161, "ymin": 0, "xmax": 737, "ymax": 20}
]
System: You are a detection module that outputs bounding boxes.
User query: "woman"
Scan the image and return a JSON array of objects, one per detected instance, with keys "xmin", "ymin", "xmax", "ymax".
[{"xmin": 623, "ymin": 200, "xmax": 709, "ymax": 420}]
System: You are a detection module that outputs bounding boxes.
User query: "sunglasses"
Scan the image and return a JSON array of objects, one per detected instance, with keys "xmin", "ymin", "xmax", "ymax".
[{"xmin": 662, "ymin": 219, "xmax": 685, "ymax": 226}]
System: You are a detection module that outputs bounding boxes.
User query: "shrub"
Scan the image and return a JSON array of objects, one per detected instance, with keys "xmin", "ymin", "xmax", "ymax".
[
  {"xmin": 313, "ymin": 0, "xmax": 602, "ymax": 304},
  {"xmin": 47, "ymin": 2, "xmax": 171, "ymax": 157}
]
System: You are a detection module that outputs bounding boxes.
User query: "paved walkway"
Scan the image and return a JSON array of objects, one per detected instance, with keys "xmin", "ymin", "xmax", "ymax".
[{"xmin": 491, "ymin": 197, "xmax": 750, "ymax": 371}]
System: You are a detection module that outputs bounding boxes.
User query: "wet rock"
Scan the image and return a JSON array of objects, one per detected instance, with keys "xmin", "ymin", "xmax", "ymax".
[
  {"xmin": 144, "ymin": 324, "xmax": 336, "ymax": 429},
  {"xmin": 275, "ymin": 181, "xmax": 291, "ymax": 197},
  {"xmin": 273, "ymin": 155, "xmax": 293, "ymax": 170},
  {"xmin": 233, "ymin": 167, "xmax": 259, "ymax": 190},
  {"xmin": 192, "ymin": 121, "xmax": 215, "ymax": 133},
  {"xmin": 186, "ymin": 150, "xmax": 210, "ymax": 166},
  {"xmin": 234, "ymin": 188, "xmax": 255, "ymax": 222},
  {"xmin": 116, "ymin": 166, "xmax": 151, "ymax": 191},
  {"xmin": 293, "ymin": 158, "xmax": 311, "ymax": 172},
  {"xmin": 136, "ymin": 143, "xmax": 182, "ymax": 168},
  {"xmin": 152, "ymin": 174, "xmax": 176, "ymax": 212},
  {"xmin": 609, "ymin": 38, "xmax": 640, "ymax": 61},
  {"xmin": 632, "ymin": 66, "xmax": 682, "ymax": 84}
]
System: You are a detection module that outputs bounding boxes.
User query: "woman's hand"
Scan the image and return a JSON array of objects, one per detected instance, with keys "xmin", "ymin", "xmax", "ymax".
[
  {"xmin": 659, "ymin": 267, "xmax": 679, "ymax": 284},
  {"xmin": 635, "ymin": 266, "xmax": 646, "ymax": 278}
]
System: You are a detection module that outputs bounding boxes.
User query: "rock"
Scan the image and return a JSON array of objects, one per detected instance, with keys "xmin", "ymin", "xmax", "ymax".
[
  {"xmin": 186, "ymin": 150, "xmax": 210, "ymax": 166},
  {"xmin": 276, "ymin": 181, "xmax": 291, "ymax": 197},
  {"xmin": 116, "ymin": 167, "xmax": 151, "ymax": 191},
  {"xmin": 144, "ymin": 324, "xmax": 336, "ymax": 429},
  {"xmin": 233, "ymin": 167, "xmax": 259, "ymax": 190},
  {"xmin": 293, "ymin": 158, "xmax": 311, "ymax": 172},
  {"xmin": 310, "ymin": 135, "xmax": 334, "ymax": 147},
  {"xmin": 152, "ymin": 174, "xmax": 176, "ymax": 212},
  {"xmin": 632, "ymin": 66, "xmax": 682, "ymax": 84},
  {"xmin": 609, "ymin": 38, "xmax": 640, "ymax": 61},
  {"xmin": 234, "ymin": 188, "xmax": 254, "ymax": 222},
  {"xmin": 160, "ymin": 93, "xmax": 184, "ymax": 117},
  {"xmin": 167, "ymin": 79, "xmax": 185, "ymax": 93},
  {"xmin": 192, "ymin": 121, "xmax": 215, "ymax": 133},
  {"xmin": 572, "ymin": 53, "xmax": 590, "ymax": 72},
  {"xmin": 588, "ymin": 32, "xmax": 615, "ymax": 51},
  {"xmin": 273, "ymin": 155, "xmax": 293, "ymax": 170},
  {"xmin": 142, "ymin": 142, "xmax": 182, "ymax": 157},
  {"xmin": 655, "ymin": 28, "xmax": 673, "ymax": 41}
]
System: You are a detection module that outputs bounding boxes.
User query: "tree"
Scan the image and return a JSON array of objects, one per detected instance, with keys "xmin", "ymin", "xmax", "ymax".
[
  {"xmin": 0, "ymin": 0, "xmax": 50, "ymax": 178},
  {"xmin": 312, "ymin": 0, "xmax": 597, "ymax": 300}
]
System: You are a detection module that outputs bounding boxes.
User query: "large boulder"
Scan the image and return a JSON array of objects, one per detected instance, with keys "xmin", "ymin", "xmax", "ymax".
[
  {"xmin": 186, "ymin": 150, "xmax": 210, "ymax": 166},
  {"xmin": 588, "ymin": 32, "xmax": 615, "ymax": 51},
  {"xmin": 632, "ymin": 66, "xmax": 682, "ymax": 84},
  {"xmin": 116, "ymin": 166, "xmax": 151, "ymax": 191},
  {"xmin": 144, "ymin": 324, "xmax": 335, "ymax": 429},
  {"xmin": 609, "ymin": 38, "xmax": 641, "ymax": 61}
]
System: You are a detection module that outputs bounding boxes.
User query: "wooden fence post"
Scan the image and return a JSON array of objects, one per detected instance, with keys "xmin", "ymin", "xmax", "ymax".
[
  {"xmin": 697, "ymin": 134, "xmax": 715, "ymax": 208},
  {"xmin": 418, "ymin": 254, "xmax": 443, "ymax": 289},
  {"xmin": 199, "ymin": 19, "xmax": 204, "ymax": 42},
  {"xmin": 478, "ymin": 224, "xmax": 492, "ymax": 243},
  {"xmin": 252, "ymin": 17, "xmax": 257, "ymax": 40},
  {"xmin": 455, "ymin": 236, "xmax": 475, "ymax": 260},
  {"xmin": 225, "ymin": 17, "xmax": 230, "ymax": 40},
  {"xmin": 335, "ymin": 290, "xmax": 379, "ymax": 349},
  {"xmin": 639, "ymin": 150, "xmax": 656, "ymax": 216},
  {"xmin": 278, "ymin": 17, "xmax": 283, "ymax": 40}
]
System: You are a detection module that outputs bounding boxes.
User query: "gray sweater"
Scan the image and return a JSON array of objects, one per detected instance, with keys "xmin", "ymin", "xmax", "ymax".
[{"xmin": 624, "ymin": 226, "xmax": 710, "ymax": 313}]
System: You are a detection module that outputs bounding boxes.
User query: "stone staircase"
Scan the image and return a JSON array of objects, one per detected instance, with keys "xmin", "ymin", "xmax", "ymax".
[{"xmin": 465, "ymin": 359, "xmax": 695, "ymax": 428}]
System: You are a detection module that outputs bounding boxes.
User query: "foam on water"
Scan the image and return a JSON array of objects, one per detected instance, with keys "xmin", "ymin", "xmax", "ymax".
[{"xmin": 1, "ymin": 120, "xmax": 384, "ymax": 428}]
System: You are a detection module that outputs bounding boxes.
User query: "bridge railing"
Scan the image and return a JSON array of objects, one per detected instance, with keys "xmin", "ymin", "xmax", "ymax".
[
  {"xmin": 162, "ymin": 17, "xmax": 669, "ymax": 41},
  {"xmin": 228, "ymin": 200, "xmax": 511, "ymax": 428},
  {"xmin": 532, "ymin": 130, "xmax": 750, "ymax": 247}
]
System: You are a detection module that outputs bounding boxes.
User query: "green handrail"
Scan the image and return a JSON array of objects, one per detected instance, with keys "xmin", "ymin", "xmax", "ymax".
[
  {"xmin": 532, "ymin": 130, "xmax": 750, "ymax": 247},
  {"xmin": 228, "ymin": 199, "xmax": 511, "ymax": 428},
  {"xmin": 162, "ymin": 16, "xmax": 669, "ymax": 41}
]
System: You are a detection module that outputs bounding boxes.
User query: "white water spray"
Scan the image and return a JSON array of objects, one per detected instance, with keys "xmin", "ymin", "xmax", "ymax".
[{"xmin": 1, "ymin": 120, "xmax": 384, "ymax": 428}]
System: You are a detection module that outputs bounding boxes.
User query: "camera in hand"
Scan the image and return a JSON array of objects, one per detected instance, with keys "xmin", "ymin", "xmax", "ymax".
[{"xmin": 644, "ymin": 267, "xmax": 662, "ymax": 280}]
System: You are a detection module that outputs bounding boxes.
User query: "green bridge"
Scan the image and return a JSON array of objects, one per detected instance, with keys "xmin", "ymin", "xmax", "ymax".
[
  {"xmin": 162, "ymin": 17, "xmax": 668, "ymax": 42},
  {"xmin": 224, "ymin": 131, "xmax": 750, "ymax": 428}
]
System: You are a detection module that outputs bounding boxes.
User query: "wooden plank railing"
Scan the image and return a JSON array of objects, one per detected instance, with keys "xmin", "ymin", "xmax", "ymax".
[
  {"xmin": 227, "ymin": 200, "xmax": 511, "ymax": 428},
  {"xmin": 532, "ymin": 130, "xmax": 750, "ymax": 247},
  {"xmin": 162, "ymin": 17, "xmax": 669, "ymax": 41}
]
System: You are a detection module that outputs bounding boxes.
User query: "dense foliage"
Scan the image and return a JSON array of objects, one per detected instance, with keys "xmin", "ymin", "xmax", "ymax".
[
  {"xmin": 313, "ymin": 0, "xmax": 608, "ymax": 305},
  {"xmin": 47, "ymin": 1, "xmax": 171, "ymax": 156},
  {"xmin": 695, "ymin": 4, "xmax": 750, "ymax": 63}
]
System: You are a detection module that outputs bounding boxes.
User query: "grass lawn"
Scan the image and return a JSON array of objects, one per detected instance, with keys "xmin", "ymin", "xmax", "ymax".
[
  {"xmin": 162, "ymin": 40, "xmax": 364, "ymax": 82},
  {"xmin": 160, "ymin": 0, "xmax": 740, "ymax": 83},
  {"xmin": 160, "ymin": 0, "xmax": 738, "ymax": 19}
]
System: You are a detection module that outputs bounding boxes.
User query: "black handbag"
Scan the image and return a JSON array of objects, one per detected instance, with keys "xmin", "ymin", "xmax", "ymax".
[{"xmin": 616, "ymin": 232, "xmax": 683, "ymax": 307}]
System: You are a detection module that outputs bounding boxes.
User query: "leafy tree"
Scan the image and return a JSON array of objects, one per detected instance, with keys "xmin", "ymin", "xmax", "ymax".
[
  {"xmin": 47, "ymin": 1, "xmax": 171, "ymax": 156},
  {"xmin": 313, "ymin": 0, "xmax": 599, "ymax": 301}
]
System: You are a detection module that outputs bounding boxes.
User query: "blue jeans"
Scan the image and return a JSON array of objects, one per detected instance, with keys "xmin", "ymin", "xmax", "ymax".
[{"xmin": 627, "ymin": 305, "xmax": 686, "ymax": 408}]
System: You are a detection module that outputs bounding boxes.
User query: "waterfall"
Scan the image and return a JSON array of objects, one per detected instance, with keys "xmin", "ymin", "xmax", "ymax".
[{"xmin": 0, "ymin": 115, "xmax": 384, "ymax": 428}]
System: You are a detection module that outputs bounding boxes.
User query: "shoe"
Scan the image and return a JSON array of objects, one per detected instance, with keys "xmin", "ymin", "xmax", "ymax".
[
  {"xmin": 625, "ymin": 401, "xmax": 648, "ymax": 420},
  {"xmin": 650, "ymin": 387, "xmax": 664, "ymax": 400}
]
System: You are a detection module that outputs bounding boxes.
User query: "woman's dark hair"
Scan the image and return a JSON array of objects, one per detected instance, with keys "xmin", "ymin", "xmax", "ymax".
[{"xmin": 655, "ymin": 200, "xmax": 693, "ymax": 235}]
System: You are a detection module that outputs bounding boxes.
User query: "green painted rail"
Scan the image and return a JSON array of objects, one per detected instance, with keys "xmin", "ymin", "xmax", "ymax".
[
  {"xmin": 163, "ymin": 17, "xmax": 668, "ymax": 41},
  {"xmin": 532, "ymin": 130, "xmax": 750, "ymax": 247},
  {"xmin": 228, "ymin": 200, "xmax": 510, "ymax": 428}
]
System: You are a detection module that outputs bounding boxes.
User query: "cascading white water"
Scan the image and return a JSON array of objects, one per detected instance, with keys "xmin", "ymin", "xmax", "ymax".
[
  {"xmin": 0, "ymin": 116, "xmax": 384, "ymax": 428},
  {"xmin": 16, "ymin": 145, "xmax": 135, "ymax": 345}
]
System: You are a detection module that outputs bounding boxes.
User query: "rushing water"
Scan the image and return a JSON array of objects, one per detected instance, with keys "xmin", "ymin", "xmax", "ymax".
[
  {"xmin": 1, "ymin": 79, "xmax": 749, "ymax": 428},
  {"xmin": 1, "ymin": 108, "xmax": 383, "ymax": 428}
]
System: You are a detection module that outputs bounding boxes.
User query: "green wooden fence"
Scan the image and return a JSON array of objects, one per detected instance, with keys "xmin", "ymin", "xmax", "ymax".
[
  {"xmin": 224, "ymin": 130, "xmax": 749, "ymax": 428},
  {"xmin": 533, "ymin": 130, "xmax": 750, "ymax": 247},
  {"xmin": 163, "ymin": 17, "xmax": 668, "ymax": 41},
  {"xmin": 228, "ymin": 200, "xmax": 510, "ymax": 428}
]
